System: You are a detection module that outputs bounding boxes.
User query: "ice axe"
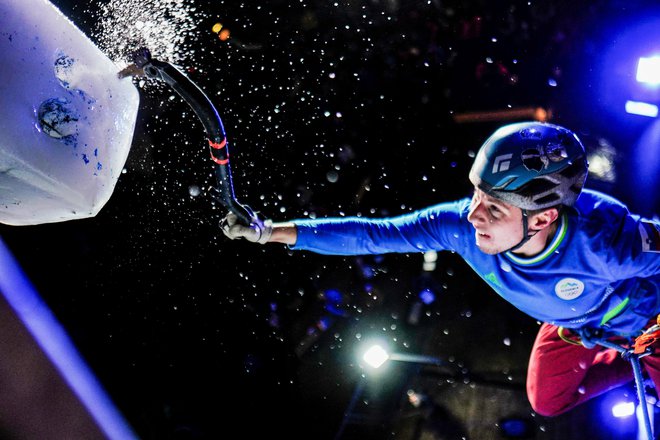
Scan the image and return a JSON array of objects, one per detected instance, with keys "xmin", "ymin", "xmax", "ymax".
[{"xmin": 119, "ymin": 47, "xmax": 254, "ymax": 226}]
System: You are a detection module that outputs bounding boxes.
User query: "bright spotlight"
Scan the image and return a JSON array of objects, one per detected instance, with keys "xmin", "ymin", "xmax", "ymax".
[
  {"xmin": 637, "ymin": 56, "xmax": 660, "ymax": 85},
  {"xmin": 625, "ymin": 100, "xmax": 659, "ymax": 117},
  {"xmin": 422, "ymin": 251, "xmax": 437, "ymax": 271},
  {"xmin": 362, "ymin": 344, "xmax": 389, "ymax": 369},
  {"xmin": 612, "ymin": 401, "xmax": 636, "ymax": 418}
]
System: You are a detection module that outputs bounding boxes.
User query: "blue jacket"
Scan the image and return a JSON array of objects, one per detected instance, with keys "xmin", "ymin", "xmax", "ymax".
[{"xmin": 291, "ymin": 189, "xmax": 660, "ymax": 336}]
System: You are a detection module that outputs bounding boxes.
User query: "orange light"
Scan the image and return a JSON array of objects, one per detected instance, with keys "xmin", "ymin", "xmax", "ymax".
[
  {"xmin": 453, "ymin": 106, "xmax": 551, "ymax": 124},
  {"xmin": 534, "ymin": 107, "xmax": 550, "ymax": 122},
  {"xmin": 219, "ymin": 29, "xmax": 231, "ymax": 41}
]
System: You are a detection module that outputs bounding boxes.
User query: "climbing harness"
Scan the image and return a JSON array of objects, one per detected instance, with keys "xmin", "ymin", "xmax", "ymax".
[
  {"xmin": 560, "ymin": 318, "xmax": 660, "ymax": 439},
  {"xmin": 119, "ymin": 47, "xmax": 254, "ymax": 226},
  {"xmin": 634, "ymin": 321, "xmax": 660, "ymax": 355}
]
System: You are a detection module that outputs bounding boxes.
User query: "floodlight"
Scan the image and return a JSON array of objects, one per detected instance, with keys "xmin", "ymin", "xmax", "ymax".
[
  {"xmin": 612, "ymin": 401, "xmax": 636, "ymax": 418},
  {"xmin": 637, "ymin": 56, "xmax": 660, "ymax": 85},
  {"xmin": 625, "ymin": 100, "xmax": 659, "ymax": 117},
  {"xmin": 362, "ymin": 344, "xmax": 389, "ymax": 369}
]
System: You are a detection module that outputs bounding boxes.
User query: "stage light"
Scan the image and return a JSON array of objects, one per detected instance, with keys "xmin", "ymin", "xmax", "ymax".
[
  {"xmin": 422, "ymin": 250, "xmax": 437, "ymax": 271},
  {"xmin": 625, "ymin": 100, "xmax": 659, "ymax": 117},
  {"xmin": 362, "ymin": 344, "xmax": 389, "ymax": 369},
  {"xmin": 612, "ymin": 401, "xmax": 636, "ymax": 418},
  {"xmin": 637, "ymin": 56, "xmax": 660, "ymax": 85}
]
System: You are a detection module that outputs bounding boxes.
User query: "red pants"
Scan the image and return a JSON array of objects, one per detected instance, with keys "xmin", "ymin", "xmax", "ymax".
[{"xmin": 526, "ymin": 322, "xmax": 660, "ymax": 416}]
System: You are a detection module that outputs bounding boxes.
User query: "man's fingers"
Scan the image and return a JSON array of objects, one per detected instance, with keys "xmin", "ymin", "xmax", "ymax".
[
  {"xmin": 220, "ymin": 209, "xmax": 269, "ymax": 244},
  {"xmin": 222, "ymin": 222, "xmax": 258, "ymax": 241},
  {"xmin": 225, "ymin": 212, "xmax": 238, "ymax": 226},
  {"xmin": 230, "ymin": 224, "xmax": 251, "ymax": 237},
  {"xmin": 220, "ymin": 213, "xmax": 238, "ymax": 231}
]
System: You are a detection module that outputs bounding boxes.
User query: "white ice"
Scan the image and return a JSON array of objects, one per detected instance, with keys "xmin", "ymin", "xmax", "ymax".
[{"xmin": 0, "ymin": 0, "xmax": 139, "ymax": 225}]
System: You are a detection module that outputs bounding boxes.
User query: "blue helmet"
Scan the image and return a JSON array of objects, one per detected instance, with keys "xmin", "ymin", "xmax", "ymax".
[{"xmin": 468, "ymin": 122, "xmax": 588, "ymax": 210}]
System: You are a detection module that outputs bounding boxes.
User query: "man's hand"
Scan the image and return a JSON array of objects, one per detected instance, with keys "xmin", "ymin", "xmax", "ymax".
[{"xmin": 221, "ymin": 211, "xmax": 273, "ymax": 244}]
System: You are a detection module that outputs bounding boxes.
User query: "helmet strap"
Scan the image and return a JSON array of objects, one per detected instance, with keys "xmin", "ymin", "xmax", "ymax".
[{"xmin": 507, "ymin": 209, "xmax": 539, "ymax": 253}]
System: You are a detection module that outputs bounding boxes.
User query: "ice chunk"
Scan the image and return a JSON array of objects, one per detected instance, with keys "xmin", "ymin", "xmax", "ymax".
[{"xmin": 0, "ymin": 0, "xmax": 139, "ymax": 225}]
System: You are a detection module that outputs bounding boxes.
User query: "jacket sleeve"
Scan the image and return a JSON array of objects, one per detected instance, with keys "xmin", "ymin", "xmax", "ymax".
[{"xmin": 289, "ymin": 199, "xmax": 471, "ymax": 255}]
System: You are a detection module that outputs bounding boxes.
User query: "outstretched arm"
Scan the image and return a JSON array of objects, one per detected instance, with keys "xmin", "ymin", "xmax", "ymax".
[{"xmin": 221, "ymin": 198, "xmax": 471, "ymax": 255}]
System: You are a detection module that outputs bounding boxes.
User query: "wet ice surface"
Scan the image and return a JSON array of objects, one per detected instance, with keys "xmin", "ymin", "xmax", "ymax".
[
  {"xmin": 0, "ymin": 0, "xmax": 139, "ymax": 225},
  {"xmin": 37, "ymin": 97, "xmax": 79, "ymax": 139}
]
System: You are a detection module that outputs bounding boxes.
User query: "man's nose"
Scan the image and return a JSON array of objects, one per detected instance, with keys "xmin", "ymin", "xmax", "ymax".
[{"xmin": 467, "ymin": 200, "xmax": 487, "ymax": 225}]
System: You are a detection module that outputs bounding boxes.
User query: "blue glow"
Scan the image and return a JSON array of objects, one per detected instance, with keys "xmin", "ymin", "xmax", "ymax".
[
  {"xmin": 612, "ymin": 401, "xmax": 636, "ymax": 418},
  {"xmin": 323, "ymin": 289, "xmax": 347, "ymax": 317},
  {"xmin": 0, "ymin": 239, "xmax": 138, "ymax": 440},
  {"xmin": 418, "ymin": 288, "xmax": 436, "ymax": 305},
  {"xmin": 637, "ymin": 56, "xmax": 660, "ymax": 84},
  {"xmin": 625, "ymin": 100, "xmax": 659, "ymax": 117},
  {"xmin": 325, "ymin": 304, "xmax": 347, "ymax": 317},
  {"xmin": 317, "ymin": 316, "xmax": 333, "ymax": 331},
  {"xmin": 361, "ymin": 265, "xmax": 375, "ymax": 278},
  {"xmin": 324, "ymin": 288, "xmax": 343, "ymax": 303},
  {"xmin": 499, "ymin": 418, "xmax": 532, "ymax": 437}
]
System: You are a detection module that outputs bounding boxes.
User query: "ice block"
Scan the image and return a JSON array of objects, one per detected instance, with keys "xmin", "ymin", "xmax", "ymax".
[{"xmin": 0, "ymin": 0, "xmax": 140, "ymax": 225}]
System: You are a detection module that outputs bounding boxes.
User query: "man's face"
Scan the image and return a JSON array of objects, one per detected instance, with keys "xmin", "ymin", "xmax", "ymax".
[{"xmin": 467, "ymin": 188, "xmax": 524, "ymax": 255}]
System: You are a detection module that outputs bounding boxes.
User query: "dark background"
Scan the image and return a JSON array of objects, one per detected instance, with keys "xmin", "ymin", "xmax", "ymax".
[{"xmin": 2, "ymin": 0, "xmax": 660, "ymax": 439}]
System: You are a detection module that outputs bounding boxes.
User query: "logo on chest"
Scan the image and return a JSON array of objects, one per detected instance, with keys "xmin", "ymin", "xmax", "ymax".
[{"xmin": 554, "ymin": 278, "xmax": 585, "ymax": 300}]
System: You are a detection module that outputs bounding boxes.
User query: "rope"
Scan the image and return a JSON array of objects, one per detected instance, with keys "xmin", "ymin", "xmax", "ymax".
[{"xmin": 557, "ymin": 326, "xmax": 583, "ymax": 346}]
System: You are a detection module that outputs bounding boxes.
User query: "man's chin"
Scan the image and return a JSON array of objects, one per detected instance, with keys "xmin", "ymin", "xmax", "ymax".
[{"xmin": 475, "ymin": 242, "xmax": 501, "ymax": 255}]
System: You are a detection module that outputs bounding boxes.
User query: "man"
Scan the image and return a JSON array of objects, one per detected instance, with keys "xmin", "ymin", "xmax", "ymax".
[{"xmin": 221, "ymin": 121, "xmax": 660, "ymax": 417}]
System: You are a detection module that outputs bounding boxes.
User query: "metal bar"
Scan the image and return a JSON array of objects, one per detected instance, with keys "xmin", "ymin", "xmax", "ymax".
[{"xmin": 630, "ymin": 354, "xmax": 654, "ymax": 440}]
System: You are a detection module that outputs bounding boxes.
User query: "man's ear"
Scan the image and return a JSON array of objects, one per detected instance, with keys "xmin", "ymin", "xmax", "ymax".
[{"xmin": 529, "ymin": 208, "xmax": 559, "ymax": 230}]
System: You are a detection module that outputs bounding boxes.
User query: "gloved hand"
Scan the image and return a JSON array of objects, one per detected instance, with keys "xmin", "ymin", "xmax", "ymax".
[{"xmin": 221, "ymin": 211, "xmax": 273, "ymax": 244}]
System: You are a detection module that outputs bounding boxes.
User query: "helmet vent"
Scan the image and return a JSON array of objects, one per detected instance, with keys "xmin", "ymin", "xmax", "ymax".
[
  {"xmin": 517, "ymin": 177, "xmax": 557, "ymax": 198},
  {"xmin": 521, "ymin": 148, "xmax": 546, "ymax": 172},
  {"xmin": 535, "ymin": 194, "xmax": 561, "ymax": 205}
]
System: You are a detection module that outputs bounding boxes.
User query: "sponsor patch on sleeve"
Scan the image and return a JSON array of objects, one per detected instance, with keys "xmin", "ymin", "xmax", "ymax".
[{"xmin": 639, "ymin": 220, "xmax": 660, "ymax": 253}]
